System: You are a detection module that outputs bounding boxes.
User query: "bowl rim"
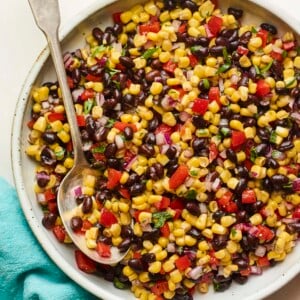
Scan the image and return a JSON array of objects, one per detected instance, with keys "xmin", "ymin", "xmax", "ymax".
[{"xmin": 11, "ymin": 0, "xmax": 300, "ymax": 299}]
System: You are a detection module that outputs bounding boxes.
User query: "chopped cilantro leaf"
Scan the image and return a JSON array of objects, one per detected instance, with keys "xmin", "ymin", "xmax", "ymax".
[
  {"xmin": 113, "ymin": 277, "xmax": 129, "ymax": 289},
  {"xmin": 202, "ymin": 78, "xmax": 210, "ymax": 90},
  {"xmin": 92, "ymin": 145, "xmax": 106, "ymax": 153},
  {"xmin": 269, "ymin": 131, "xmax": 277, "ymax": 143},
  {"xmin": 83, "ymin": 99, "xmax": 94, "ymax": 114},
  {"xmin": 217, "ymin": 63, "xmax": 231, "ymax": 74},
  {"xmin": 141, "ymin": 47, "xmax": 158, "ymax": 59},
  {"xmin": 250, "ymin": 147, "xmax": 258, "ymax": 163},
  {"xmin": 251, "ymin": 26, "xmax": 258, "ymax": 33},
  {"xmin": 260, "ymin": 61, "xmax": 273, "ymax": 73},
  {"xmin": 231, "ymin": 227, "xmax": 237, "ymax": 237},
  {"xmin": 106, "ymin": 118, "xmax": 116, "ymax": 128},
  {"xmin": 186, "ymin": 189, "xmax": 197, "ymax": 200},
  {"xmin": 152, "ymin": 211, "xmax": 173, "ymax": 228},
  {"xmin": 91, "ymin": 45, "xmax": 106, "ymax": 57}
]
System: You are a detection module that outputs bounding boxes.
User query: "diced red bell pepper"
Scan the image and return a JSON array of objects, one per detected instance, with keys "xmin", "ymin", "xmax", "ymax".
[
  {"xmin": 44, "ymin": 189, "xmax": 56, "ymax": 202},
  {"xmin": 96, "ymin": 242, "xmax": 111, "ymax": 258},
  {"xmin": 113, "ymin": 121, "xmax": 137, "ymax": 132},
  {"xmin": 139, "ymin": 21, "xmax": 160, "ymax": 34},
  {"xmin": 76, "ymin": 115, "xmax": 86, "ymax": 127},
  {"xmin": 283, "ymin": 164, "xmax": 300, "ymax": 175},
  {"xmin": 66, "ymin": 140, "xmax": 73, "ymax": 152},
  {"xmin": 257, "ymin": 256, "xmax": 270, "ymax": 267},
  {"xmin": 119, "ymin": 188, "xmax": 131, "ymax": 199},
  {"xmin": 100, "ymin": 208, "xmax": 118, "ymax": 227},
  {"xmin": 169, "ymin": 165, "xmax": 189, "ymax": 190},
  {"xmin": 237, "ymin": 45, "xmax": 249, "ymax": 56},
  {"xmin": 106, "ymin": 168, "xmax": 122, "ymax": 189},
  {"xmin": 82, "ymin": 220, "xmax": 93, "ymax": 231},
  {"xmin": 270, "ymin": 51, "xmax": 283, "ymax": 61},
  {"xmin": 112, "ymin": 12, "xmax": 122, "ymax": 24},
  {"xmin": 192, "ymin": 98, "xmax": 209, "ymax": 115},
  {"xmin": 155, "ymin": 123, "xmax": 174, "ymax": 135},
  {"xmin": 178, "ymin": 22, "xmax": 187, "ymax": 33},
  {"xmin": 160, "ymin": 222, "xmax": 170, "ymax": 237},
  {"xmin": 209, "ymin": 251, "xmax": 220, "ymax": 267},
  {"xmin": 283, "ymin": 41, "xmax": 295, "ymax": 51},
  {"xmin": 257, "ymin": 29, "xmax": 269, "ymax": 47},
  {"xmin": 47, "ymin": 201, "xmax": 58, "ymax": 213},
  {"xmin": 27, "ymin": 119, "xmax": 35, "ymax": 129},
  {"xmin": 163, "ymin": 60, "xmax": 177, "ymax": 74},
  {"xmin": 218, "ymin": 191, "xmax": 238, "ymax": 213},
  {"xmin": 151, "ymin": 281, "xmax": 169, "ymax": 296},
  {"xmin": 67, "ymin": 76, "xmax": 74, "ymax": 89},
  {"xmin": 123, "ymin": 149, "xmax": 136, "ymax": 164},
  {"xmin": 256, "ymin": 79, "xmax": 270, "ymax": 97},
  {"xmin": 255, "ymin": 225, "xmax": 275, "ymax": 242},
  {"xmin": 241, "ymin": 189, "xmax": 257, "ymax": 204},
  {"xmin": 132, "ymin": 251, "xmax": 142, "ymax": 259},
  {"xmin": 188, "ymin": 54, "xmax": 198, "ymax": 67},
  {"xmin": 86, "ymin": 74, "xmax": 102, "ymax": 82},
  {"xmin": 207, "ymin": 16, "xmax": 223, "ymax": 37},
  {"xmin": 231, "ymin": 131, "xmax": 246, "ymax": 149},
  {"xmin": 154, "ymin": 196, "xmax": 171, "ymax": 210},
  {"xmin": 75, "ymin": 250, "xmax": 97, "ymax": 273},
  {"xmin": 292, "ymin": 206, "xmax": 300, "ymax": 218},
  {"xmin": 52, "ymin": 225, "xmax": 66, "ymax": 243},
  {"xmin": 240, "ymin": 267, "xmax": 251, "ymax": 277},
  {"xmin": 209, "ymin": 143, "xmax": 218, "ymax": 162},
  {"xmin": 175, "ymin": 255, "xmax": 191, "ymax": 272},
  {"xmin": 208, "ymin": 86, "xmax": 220, "ymax": 105},
  {"xmin": 48, "ymin": 112, "xmax": 65, "ymax": 122},
  {"xmin": 80, "ymin": 89, "xmax": 95, "ymax": 101}
]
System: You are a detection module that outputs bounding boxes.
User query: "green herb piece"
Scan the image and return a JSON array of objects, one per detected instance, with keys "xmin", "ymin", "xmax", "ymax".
[
  {"xmin": 55, "ymin": 148, "xmax": 65, "ymax": 159},
  {"xmin": 217, "ymin": 63, "xmax": 231, "ymax": 74},
  {"xmin": 251, "ymin": 26, "xmax": 258, "ymax": 33},
  {"xmin": 91, "ymin": 45, "xmax": 106, "ymax": 57},
  {"xmin": 271, "ymin": 150, "xmax": 282, "ymax": 159},
  {"xmin": 282, "ymin": 50, "xmax": 288, "ymax": 58},
  {"xmin": 285, "ymin": 77, "xmax": 296, "ymax": 87},
  {"xmin": 113, "ymin": 277, "xmax": 129, "ymax": 289},
  {"xmin": 106, "ymin": 118, "xmax": 116, "ymax": 128},
  {"xmin": 202, "ymin": 78, "xmax": 210, "ymax": 90},
  {"xmin": 254, "ymin": 65, "xmax": 261, "ymax": 76},
  {"xmin": 92, "ymin": 145, "xmax": 106, "ymax": 153},
  {"xmin": 222, "ymin": 47, "xmax": 230, "ymax": 64},
  {"xmin": 186, "ymin": 189, "xmax": 197, "ymax": 200},
  {"xmin": 269, "ymin": 131, "xmax": 277, "ymax": 143},
  {"xmin": 106, "ymin": 65, "xmax": 121, "ymax": 77},
  {"xmin": 283, "ymin": 182, "xmax": 292, "ymax": 189},
  {"xmin": 191, "ymin": 45, "xmax": 203, "ymax": 53},
  {"xmin": 84, "ymin": 99, "xmax": 94, "ymax": 114},
  {"xmin": 112, "ymin": 80, "xmax": 121, "ymax": 89},
  {"xmin": 250, "ymin": 147, "xmax": 258, "ymax": 163},
  {"xmin": 190, "ymin": 169, "xmax": 199, "ymax": 176},
  {"xmin": 196, "ymin": 129, "xmax": 210, "ymax": 137},
  {"xmin": 230, "ymin": 227, "xmax": 237, "ymax": 237},
  {"xmin": 152, "ymin": 211, "xmax": 173, "ymax": 228},
  {"xmin": 220, "ymin": 127, "xmax": 231, "ymax": 137},
  {"xmin": 142, "ymin": 47, "xmax": 158, "ymax": 59},
  {"xmin": 260, "ymin": 61, "xmax": 273, "ymax": 73}
]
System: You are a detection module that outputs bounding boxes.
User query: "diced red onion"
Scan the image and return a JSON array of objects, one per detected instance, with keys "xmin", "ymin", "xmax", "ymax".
[
  {"xmin": 112, "ymin": 42, "xmax": 122, "ymax": 53},
  {"xmin": 141, "ymin": 223, "xmax": 152, "ymax": 231},
  {"xmin": 72, "ymin": 88, "xmax": 84, "ymax": 102},
  {"xmin": 73, "ymin": 186, "xmax": 82, "ymax": 197},
  {"xmin": 250, "ymin": 266, "xmax": 262, "ymax": 275},
  {"xmin": 230, "ymin": 74, "xmax": 239, "ymax": 85},
  {"xmin": 98, "ymin": 116, "xmax": 108, "ymax": 126},
  {"xmin": 114, "ymin": 103, "xmax": 121, "ymax": 111},
  {"xmin": 199, "ymin": 203, "xmax": 208, "ymax": 214},
  {"xmin": 41, "ymin": 101, "xmax": 50, "ymax": 109},
  {"xmin": 95, "ymin": 93, "xmax": 105, "ymax": 106},
  {"xmin": 219, "ymin": 118, "xmax": 229, "ymax": 126},
  {"xmin": 255, "ymin": 245, "xmax": 266, "ymax": 257},
  {"xmin": 156, "ymin": 132, "xmax": 166, "ymax": 145},
  {"xmin": 167, "ymin": 243, "xmax": 176, "ymax": 253},
  {"xmin": 64, "ymin": 54, "xmax": 73, "ymax": 69},
  {"xmin": 219, "ymin": 78, "xmax": 224, "ymax": 92},
  {"xmin": 164, "ymin": 133, "xmax": 171, "ymax": 145},
  {"xmin": 292, "ymin": 178, "xmax": 300, "ymax": 192},
  {"xmin": 291, "ymin": 112, "xmax": 300, "ymax": 123},
  {"xmin": 183, "ymin": 249, "xmax": 196, "ymax": 261},
  {"xmin": 115, "ymin": 135, "xmax": 125, "ymax": 149},
  {"xmin": 124, "ymin": 155, "xmax": 137, "ymax": 172},
  {"xmin": 160, "ymin": 144, "xmax": 170, "ymax": 154},
  {"xmin": 219, "ymin": 150, "xmax": 227, "ymax": 159},
  {"xmin": 36, "ymin": 193, "xmax": 47, "ymax": 205},
  {"xmin": 272, "ymin": 44, "xmax": 283, "ymax": 54},
  {"xmin": 289, "ymin": 98, "xmax": 295, "ymax": 109},
  {"xmin": 172, "ymin": 20, "xmax": 181, "ymax": 31},
  {"xmin": 144, "ymin": 40, "xmax": 155, "ymax": 49},
  {"xmin": 212, "ymin": 178, "xmax": 221, "ymax": 192},
  {"xmin": 179, "ymin": 111, "xmax": 191, "ymax": 122},
  {"xmin": 185, "ymin": 177, "xmax": 194, "ymax": 188},
  {"xmin": 161, "ymin": 95, "xmax": 176, "ymax": 110},
  {"xmin": 183, "ymin": 149, "xmax": 193, "ymax": 158},
  {"xmin": 186, "ymin": 70, "xmax": 194, "ymax": 81},
  {"xmin": 82, "ymin": 141, "xmax": 92, "ymax": 151},
  {"xmin": 216, "ymin": 157, "xmax": 224, "ymax": 167},
  {"xmin": 36, "ymin": 171, "xmax": 50, "ymax": 183},
  {"xmin": 98, "ymin": 57, "xmax": 107, "ymax": 67},
  {"xmin": 249, "ymin": 226, "xmax": 259, "ymax": 236},
  {"xmin": 188, "ymin": 266, "xmax": 203, "ymax": 280},
  {"xmin": 282, "ymin": 218, "xmax": 298, "ymax": 224}
]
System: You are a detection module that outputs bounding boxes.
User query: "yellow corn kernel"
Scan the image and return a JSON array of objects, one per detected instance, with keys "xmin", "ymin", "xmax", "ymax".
[
  {"xmin": 248, "ymin": 37, "xmax": 263, "ymax": 51},
  {"xmin": 159, "ymin": 52, "xmax": 171, "ymax": 63},
  {"xmin": 212, "ymin": 223, "xmax": 227, "ymax": 235},
  {"xmin": 227, "ymin": 177, "xmax": 239, "ymax": 190},
  {"xmin": 83, "ymin": 174, "xmax": 96, "ymax": 188},
  {"xmin": 249, "ymin": 213, "xmax": 263, "ymax": 225},
  {"xmin": 32, "ymin": 86, "xmax": 50, "ymax": 102},
  {"xmin": 110, "ymin": 223, "xmax": 121, "ymax": 237},
  {"xmin": 169, "ymin": 269, "xmax": 182, "ymax": 283},
  {"xmin": 33, "ymin": 116, "xmax": 47, "ymax": 132},
  {"xmin": 162, "ymin": 112, "xmax": 177, "ymax": 127},
  {"xmin": 120, "ymin": 11, "xmax": 132, "ymax": 24},
  {"xmin": 239, "ymin": 55, "xmax": 252, "ymax": 68},
  {"xmin": 148, "ymin": 261, "xmax": 161, "ymax": 273},
  {"xmin": 156, "ymin": 250, "xmax": 168, "ymax": 261},
  {"xmin": 150, "ymin": 82, "xmax": 163, "ymax": 95},
  {"xmin": 57, "ymin": 130, "xmax": 70, "ymax": 143},
  {"xmin": 63, "ymin": 157, "xmax": 74, "ymax": 169},
  {"xmin": 229, "ymin": 119, "xmax": 244, "ymax": 131},
  {"xmin": 221, "ymin": 216, "xmax": 236, "ymax": 227}
]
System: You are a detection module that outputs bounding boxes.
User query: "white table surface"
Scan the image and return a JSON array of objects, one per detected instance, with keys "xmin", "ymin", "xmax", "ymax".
[{"xmin": 1, "ymin": 0, "xmax": 299, "ymax": 299}]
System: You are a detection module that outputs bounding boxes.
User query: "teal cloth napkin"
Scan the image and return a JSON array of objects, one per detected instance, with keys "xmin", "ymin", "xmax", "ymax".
[{"xmin": 0, "ymin": 178, "xmax": 98, "ymax": 300}]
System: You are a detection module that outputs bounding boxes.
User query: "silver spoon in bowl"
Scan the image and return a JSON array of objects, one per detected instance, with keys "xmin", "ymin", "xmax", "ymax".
[{"xmin": 28, "ymin": 0, "xmax": 130, "ymax": 264}]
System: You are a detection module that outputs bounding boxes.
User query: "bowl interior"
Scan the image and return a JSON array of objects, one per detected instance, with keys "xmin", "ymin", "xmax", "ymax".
[{"xmin": 12, "ymin": 0, "xmax": 300, "ymax": 299}]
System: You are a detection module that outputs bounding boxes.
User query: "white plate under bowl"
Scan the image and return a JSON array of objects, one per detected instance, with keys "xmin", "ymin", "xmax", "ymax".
[{"xmin": 11, "ymin": 0, "xmax": 300, "ymax": 299}]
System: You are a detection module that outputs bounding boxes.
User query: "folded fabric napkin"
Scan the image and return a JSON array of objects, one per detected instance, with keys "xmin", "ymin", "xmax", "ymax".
[{"xmin": 0, "ymin": 178, "xmax": 98, "ymax": 300}]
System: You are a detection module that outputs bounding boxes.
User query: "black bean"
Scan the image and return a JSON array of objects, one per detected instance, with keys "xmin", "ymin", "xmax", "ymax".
[
  {"xmin": 192, "ymin": 115, "xmax": 207, "ymax": 128},
  {"xmin": 265, "ymin": 157, "xmax": 279, "ymax": 169},
  {"xmin": 182, "ymin": 0, "xmax": 198, "ymax": 12},
  {"xmin": 75, "ymin": 195, "xmax": 85, "ymax": 205},
  {"xmin": 124, "ymin": 126, "xmax": 134, "ymax": 140},
  {"xmin": 71, "ymin": 68, "xmax": 81, "ymax": 85},
  {"xmin": 70, "ymin": 216, "xmax": 83, "ymax": 231},
  {"xmin": 228, "ymin": 40, "xmax": 239, "ymax": 52},
  {"xmin": 270, "ymin": 174, "xmax": 289, "ymax": 186},
  {"xmin": 257, "ymin": 128, "xmax": 270, "ymax": 141},
  {"xmin": 126, "ymin": 173, "xmax": 139, "ymax": 187},
  {"xmin": 188, "ymin": 227, "xmax": 202, "ymax": 238},
  {"xmin": 278, "ymin": 140, "xmax": 293, "ymax": 152},
  {"xmin": 104, "ymin": 143, "xmax": 117, "ymax": 158},
  {"xmin": 241, "ymin": 234, "xmax": 259, "ymax": 251},
  {"xmin": 213, "ymin": 275, "xmax": 232, "ymax": 292},
  {"xmin": 96, "ymin": 190, "xmax": 110, "ymax": 203},
  {"xmin": 104, "ymin": 98, "xmax": 118, "ymax": 110},
  {"xmin": 118, "ymin": 238, "xmax": 131, "ymax": 252},
  {"xmin": 212, "ymin": 211, "xmax": 225, "ymax": 223},
  {"xmin": 121, "ymin": 225, "xmax": 133, "ymax": 238},
  {"xmin": 238, "ymin": 75, "xmax": 249, "ymax": 87},
  {"xmin": 85, "ymin": 116, "xmax": 96, "ymax": 135},
  {"xmin": 192, "ymin": 47, "xmax": 209, "ymax": 58},
  {"xmin": 112, "ymin": 89, "xmax": 122, "ymax": 101},
  {"xmin": 117, "ymin": 73, "xmax": 128, "ymax": 89},
  {"xmin": 113, "ymin": 23, "xmax": 123, "ymax": 35},
  {"xmin": 232, "ymin": 273, "xmax": 248, "ymax": 285},
  {"xmin": 82, "ymin": 196, "xmax": 93, "ymax": 214},
  {"xmin": 209, "ymin": 45, "xmax": 225, "ymax": 57},
  {"xmin": 93, "ymin": 127, "xmax": 109, "ymax": 142},
  {"xmin": 233, "ymin": 258, "xmax": 249, "ymax": 270},
  {"xmin": 128, "ymin": 258, "xmax": 145, "ymax": 272},
  {"xmin": 215, "ymin": 36, "xmax": 229, "ymax": 47},
  {"xmin": 107, "ymin": 158, "xmax": 121, "ymax": 169},
  {"xmin": 239, "ymin": 31, "xmax": 252, "ymax": 46},
  {"xmin": 141, "ymin": 253, "xmax": 156, "ymax": 264},
  {"xmin": 270, "ymin": 60, "xmax": 283, "ymax": 80},
  {"xmin": 211, "ymin": 235, "xmax": 228, "ymax": 251},
  {"xmin": 146, "ymin": 166, "xmax": 158, "ymax": 180},
  {"xmin": 122, "ymin": 94, "xmax": 135, "ymax": 111},
  {"xmin": 186, "ymin": 202, "xmax": 201, "ymax": 216},
  {"xmin": 286, "ymin": 223, "xmax": 300, "ymax": 234},
  {"xmin": 153, "ymin": 163, "xmax": 164, "ymax": 178},
  {"xmin": 167, "ymin": 163, "xmax": 179, "ymax": 177},
  {"xmin": 36, "ymin": 171, "xmax": 50, "ymax": 188},
  {"xmin": 275, "ymin": 87, "xmax": 290, "ymax": 95},
  {"xmin": 143, "ymin": 133, "xmax": 156, "ymax": 144},
  {"xmin": 42, "ymin": 213, "xmax": 57, "ymax": 229},
  {"xmin": 228, "ymin": 29, "xmax": 239, "ymax": 42},
  {"xmin": 226, "ymin": 149, "xmax": 237, "ymax": 164},
  {"xmin": 150, "ymin": 58, "xmax": 162, "ymax": 69},
  {"xmin": 263, "ymin": 177, "xmax": 273, "ymax": 192},
  {"xmin": 235, "ymin": 166, "xmax": 249, "ymax": 178},
  {"xmin": 102, "ymin": 32, "xmax": 111, "ymax": 44},
  {"xmin": 142, "ymin": 229, "xmax": 160, "ymax": 243},
  {"xmin": 148, "ymin": 118, "xmax": 159, "ymax": 132},
  {"xmin": 119, "ymin": 56, "xmax": 135, "ymax": 68},
  {"xmin": 40, "ymin": 147, "xmax": 56, "ymax": 167},
  {"xmin": 92, "ymin": 27, "xmax": 103, "ymax": 43},
  {"xmin": 235, "ymin": 178, "xmax": 248, "ymax": 194},
  {"xmin": 165, "ymin": 145, "xmax": 177, "ymax": 159},
  {"xmin": 145, "ymin": 70, "xmax": 161, "ymax": 82},
  {"xmin": 236, "ymin": 210, "xmax": 248, "ymax": 223},
  {"xmin": 192, "ymin": 138, "xmax": 207, "ymax": 154},
  {"xmin": 98, "ymin": 235, "xmax": 112, "ymax": 245},
  {"xmin": 255, "ymin": 143, "xmax": 269, "ymax": 156},
  {"xmin": 228, "ymin": 7, "xmax": 243, "ymax": 19},
  {"xmin": 261, "ymin": 23, "xmax": 277, "ymax": 35},
  {"xmin": 129, "ymin": 183, "xmax": 145, "ymax": 196},
  {"xmin": 139, "ymin": 144, "xmax": 155, "ymax": 158},
  {"xmin": 89, "ymin": 64, "xmax": 103, "ymax": 77}
]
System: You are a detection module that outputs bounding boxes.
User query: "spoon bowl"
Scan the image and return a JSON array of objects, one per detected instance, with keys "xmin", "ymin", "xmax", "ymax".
[{"xmin": 28, "ymin": 0, "xmax": 130, "ymax": 264}]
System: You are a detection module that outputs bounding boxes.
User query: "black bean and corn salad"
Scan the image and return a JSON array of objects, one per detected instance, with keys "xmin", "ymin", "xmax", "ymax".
[{"xmin": 26, "ymin": 0, "xmax": 300, "ymax": 299}]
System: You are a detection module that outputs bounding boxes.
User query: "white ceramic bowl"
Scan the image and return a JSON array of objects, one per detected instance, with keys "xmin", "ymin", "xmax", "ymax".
[{"xmin": 11, "ymin": 0, "xmax": 300, "ymax": 299}]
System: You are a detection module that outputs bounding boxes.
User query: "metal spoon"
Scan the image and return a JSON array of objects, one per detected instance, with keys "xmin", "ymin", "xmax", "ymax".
[{"xmin": 28, "ymin": 0, "xmax": 129, "ymax": 264}]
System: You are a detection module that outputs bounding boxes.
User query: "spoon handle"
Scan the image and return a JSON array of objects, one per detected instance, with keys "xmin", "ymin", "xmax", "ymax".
[{"xmin": 28, "ymin": 0, "xmax": 87, "ymax": 165}]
